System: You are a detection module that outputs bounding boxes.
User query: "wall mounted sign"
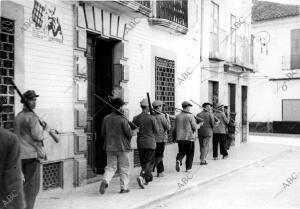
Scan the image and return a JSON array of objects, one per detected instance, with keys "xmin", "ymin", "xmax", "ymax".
[{"xmin": 31, "ymin": 0, "xmax": 64, "ymax": 43}]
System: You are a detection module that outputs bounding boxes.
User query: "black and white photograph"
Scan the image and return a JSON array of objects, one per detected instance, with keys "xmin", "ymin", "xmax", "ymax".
[{"xmin": 0, "ymin": 0, "xmax": 300, "ymax": 208}]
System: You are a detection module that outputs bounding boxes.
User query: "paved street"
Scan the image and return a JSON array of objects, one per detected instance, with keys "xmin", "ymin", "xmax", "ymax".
[{"xmin": 146, "ymin": 147, "xmax": 300, "ymax": 209}]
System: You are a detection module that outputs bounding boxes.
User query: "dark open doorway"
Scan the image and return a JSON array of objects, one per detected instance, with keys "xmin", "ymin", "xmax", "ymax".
[
  {"xmin": 241, "ymin": 85, "xmax": 248, "ymax": 143},
  {"xmin": 86, "ymin": 34, "xmax": 119, "ymax": 178}
]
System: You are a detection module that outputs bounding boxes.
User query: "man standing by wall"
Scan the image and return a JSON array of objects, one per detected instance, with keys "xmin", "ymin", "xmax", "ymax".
[
  {"xmin": 14, "ymin": 90, "xmax": 49, "ymax": 209},
  {"xmin": 0, "ymin": 101, "xmax": 25, "ymax": 209},
  {"xmin": 174, "ymin": 101, "xmax": 199, "ymax": 172},
  {"xmin": 197, "ymin": 102, "xmax": 215, "ymax": 165},
  {"xmin": 99, "ymin": 98, "xmax": 136, "ymax": 194},
  {"xmin": 152, "ymin": 100, "xmax": 171, "ymax": 177},
  {"xmin": 133, "ymin": 99, "xmax": 158, "ymax": 189}
]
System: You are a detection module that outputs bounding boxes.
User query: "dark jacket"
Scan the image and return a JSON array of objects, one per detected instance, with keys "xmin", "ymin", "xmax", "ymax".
[
  {"xmin": 101, "ymin": 111, "xmax": 133, "ymax": 152},
  {"xmin": 213, "ymin": 111, "xmax": 229, "ymax": 134},
  {"xmin": 133, "ymin": 112, "xmax": 158, "ymax": 149},
  {"xmin": 14, "ymin": 108, "xmax": 45, "ymax": 160},
  {"xmin": 175, "ymin": 111, "xmax": 198, "ymax": 141},
  {"xmin": 0, "ymin": 128, "xmax": 25, "ymax": 209},
  {"xmin": 197, "ymin": 110, "xmax": 215, "ymax": 137},
  {"xmin": 153, "ymin": 112, "xmax": 171, "ymax": 143}
]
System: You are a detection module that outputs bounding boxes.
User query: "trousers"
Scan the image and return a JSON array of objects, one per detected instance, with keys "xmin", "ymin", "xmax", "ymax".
[
  {"xmin": 138, "ymin": 148, "xmax": 155, "ymax": 183},
  {"xmin": 22, "ymin": 159, "xmax": 40, "ymax": 209},
  {"xmin": 103, "ymin": 151, "xmax": 130, "ymax": 190},
  {"xmin": 153, "ymin": 142, "xmax": 165, "ymax": 174},
  {"xmin": 198, "ymin": 135, "xmax": 211, "ymax": 162},
  {"xmin": 176, "ymin": 140, "xmax": 195, "ymax": 170},
  {"xmin": 212, "ymin": 133, "xmax": 228, "ymax": 158}
]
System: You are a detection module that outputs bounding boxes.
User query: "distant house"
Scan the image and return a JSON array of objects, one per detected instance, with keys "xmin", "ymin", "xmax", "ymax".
[{"xmin": 249, "ymin": 1, "xmax": 300, "ymax": 133}]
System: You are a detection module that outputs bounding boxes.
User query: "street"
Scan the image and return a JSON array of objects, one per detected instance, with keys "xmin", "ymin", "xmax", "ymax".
[{"xmin": 146, "ymin": 147, "xmax": 300, "ymax": 209}]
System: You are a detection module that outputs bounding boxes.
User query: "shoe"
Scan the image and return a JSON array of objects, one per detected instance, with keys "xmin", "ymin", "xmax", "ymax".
[
  {"xmin": 157, "ymin": 172, "xmax": 165, "ymax": 177},
  {"xmin": 176, "ymin": 160, "xmax": 180, "ymax": 172},
  {"xmin": 120, "ymin": 189, "xmax": 130, "ymax": 193},
  {"xmin": 200, "ymin": 161, "xmax": 208, "ymax": 165},
  {"xmin": 99, "ymin": 180, "xmax": 108, "ymax": 194},
  {"xmin": 186, "ymin": 169, "xmax": 192, "ymax": 173},
  {"xmin": 223, "ymin": 155, "xmax": 228, "ymax": 159},
  {"xmin": 137, "ymin": 177, "xmax": 145, "ymax": 189},
  {"xmin": 213, "ymin": 157, "xmax": 218, "ymax": 160}
]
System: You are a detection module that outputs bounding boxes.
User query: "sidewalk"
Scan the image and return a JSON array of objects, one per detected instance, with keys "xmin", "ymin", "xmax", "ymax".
[{"xmin": 35, "ymin": 142, "xmax": 294, "ymax": 209}]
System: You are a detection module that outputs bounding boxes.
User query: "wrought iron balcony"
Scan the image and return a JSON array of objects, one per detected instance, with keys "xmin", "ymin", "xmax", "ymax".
[
  {"xmin": 209, "ymin": 29, "xmax": 227, "ymax": 61},
  {"xmin": 282, "ymin": 55, "xmax": 300, "ymax": 70},
  {"xmin": 114, "ymin": 1, "xmax": 152, "ymax": 17},
  {"xmin": 149, "ymin": 0, "xmax": 188, "ymax": 35}
]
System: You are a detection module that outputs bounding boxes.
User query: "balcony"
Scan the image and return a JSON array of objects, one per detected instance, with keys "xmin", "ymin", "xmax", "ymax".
[
  {"xmin": 230, "ymin": 35, "xmax": 254, "ymax": 70},
  {"xmin": 209, "ymin": 29, "xmax": 227, "ymax": 61},
  {"xmin": 148, "ymin": 0, "xmax": 188, "ymax": 35},
  {"xmin": 282, "ymin": 55, "xmax": 300, "ymax": 71},
  {"xmin": 114, "ymin": 1, "xmax": 151, "ymax": 17}
]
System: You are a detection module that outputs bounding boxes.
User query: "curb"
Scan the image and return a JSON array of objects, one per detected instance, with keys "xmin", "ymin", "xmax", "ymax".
[{"xmin": 130, "ymin": 149, "xmax": 292, "ymax": 209}]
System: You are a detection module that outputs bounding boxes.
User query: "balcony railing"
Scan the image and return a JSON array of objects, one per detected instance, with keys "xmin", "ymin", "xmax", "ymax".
[
  {"xmin": 230, "ymin": 35, "xmax": 254, "ymax": 69},
  {"xmin": 115, "ymin": 0, "xmax": 152, "ymax": 16},
  {"xmin": 209, "ymin": 28, "xmax": 227, "ymax": 61},
  {"xmin": 149, "ymin": 0, "xmax": 188, "ymax": 34},
  {"xmin": 136, "ymin": 1, "xmax": 151, "ymax": 9},
  {"xmin": 282, "ymin": 55, "xmax": 300, "ymax": 70}
]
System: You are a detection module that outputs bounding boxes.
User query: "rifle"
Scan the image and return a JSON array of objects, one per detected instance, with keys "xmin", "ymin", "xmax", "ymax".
[
  {"xmin": 146, "ymin": 92, "xmax": 153, "ymax": 115},
  {"xmin": 174, "ymin": 107, "xmax": 204, "ymax": 123},
  {"xmin": 9, "ymin": 79, "xmax": 60, "ymax": 143},
  {"xmin": 190, "ymin": 99, "xmax": 220, "ymax": 123}
]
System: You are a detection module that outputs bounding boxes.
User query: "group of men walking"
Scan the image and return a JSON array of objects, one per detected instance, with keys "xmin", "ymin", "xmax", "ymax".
[{"xmin": 99, "ymin": 97, "xmax": 236, "ymax": 194}]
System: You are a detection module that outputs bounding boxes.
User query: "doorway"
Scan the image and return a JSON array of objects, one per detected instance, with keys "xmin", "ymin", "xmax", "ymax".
[
  {"xmin": 208, "ymin": 81, "xmax": 219, "ymax": 108},
  {"xmin": 86, "ymin": 34, "xmax": 119, "ymax": 177},
  {"xmin": 241, "ymin": 85, "xmax": 248, "ymax": 142}
]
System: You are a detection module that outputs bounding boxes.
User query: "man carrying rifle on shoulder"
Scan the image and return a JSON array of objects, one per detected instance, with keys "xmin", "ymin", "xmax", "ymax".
[
  {"xmin": 152, "ymin": 100, "xmax": 171, "ymax": 178},
  {"xmin": 14, "ymin": 90, "xmax": 50, "ymax": 209},
  {"xmin": 99, "ymin": 98, "xmax": 138, "ymax": 194},
  {"xmin": 133, "ymin": 98, "xmax": 158, "ymax": 189}
]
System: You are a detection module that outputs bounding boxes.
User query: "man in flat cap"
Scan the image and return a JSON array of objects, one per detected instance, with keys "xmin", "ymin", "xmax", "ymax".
[
  {"xmin": 99, "ymin": 98, "xmax": 136, "ymax": 194},
  {"xmin": 212, "ymin": 104, "xmax": 229, "ymax": 160},
  {"xmin": 196, "ymin": 102, "xmax": 216, "ymax": 165},
  {"xmin": 152, "ymin": 100, "xmax": 171, "ymax": 177},
  {"xmin": 174, "ymin": 101, "xmax": 198, "ymax": 172},
  {"xmin": 14, "ymin": 90, "xmax": 49, "ymax": 209},
  {"xmin": 133, "ymin": 98, "xmax": 158, "ymax": 188},
  {"xmin": 0, "ymin": 99, "xmax": 25, "ymax": 209}
]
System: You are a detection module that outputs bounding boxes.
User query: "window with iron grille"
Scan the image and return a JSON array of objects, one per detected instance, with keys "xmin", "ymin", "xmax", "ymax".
[
  {"xmin": 43, "ymin": 162, "xmax": 63, "ymax": 191},
  {"xmin": 155, "ymin": 56, "xmax": 175, "ymax": 143},
  {"xmin": 0, "ymin": 17, "xmax": 15, "ymax": 130}
]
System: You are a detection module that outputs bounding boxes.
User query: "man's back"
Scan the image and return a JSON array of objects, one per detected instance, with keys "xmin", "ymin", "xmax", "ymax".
[
  {"xmin": 175, "ymin": 112, "xmax": 197, "ymax": 141},
  {"xmin": 0, "ymin": 128, "xmax": 25, "ymax": 209},
  {"xmin": 133, "ymin": 112, "xmax": 158, "ymax": 149},
  {"xmin": 197, "ymin": 111, "xmax": 214, "ymax": 137}
]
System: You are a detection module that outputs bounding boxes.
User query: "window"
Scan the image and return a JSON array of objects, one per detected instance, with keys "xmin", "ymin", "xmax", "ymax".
[
  {"xmin": 291, "ymin": 29, "xmax": 300, "ymax": 69},
  {"xmin": 211, "ymin": 2, "xmax": 219, "ymax": 34}
]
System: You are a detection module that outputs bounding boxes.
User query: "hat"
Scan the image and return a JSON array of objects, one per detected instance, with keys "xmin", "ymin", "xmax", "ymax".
[
  {"xmin": 152, "ymin": 100, "xmax": 163, "ymax": 107},
  {"xmin": 202, "ymin": 102, "xmax": 213, "ymax": 108},
  {"xmin": 216, "ymin": 103, "xmax": 224, "ymax": 109},
  {"xmin": 140, "ymin": 98, "xmax": 149, "ymax": 107},
  {"xmin": 182, "ymin": 101, "xmax": 192, "ymax": 108},
  {"xmin": 111, "ymin": 98, "xmax": 126, "ymax": 109},
  {"xmin": 224, "ymin": 105, "xmax": 228, "ymax": 109},
  {"xmin": 23, "ymin": 90, "xmax": 39, "ymax": 100}
]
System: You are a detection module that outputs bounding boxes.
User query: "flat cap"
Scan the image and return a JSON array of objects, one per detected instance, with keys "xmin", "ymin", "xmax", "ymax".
[
  {"xmin": 23, "ymin": 90, "xmax": 39, "ymax": 100},
  {"xmin": 216, "ymin": 103, "xmax": 224, "ymax": 109},
  {"xmin": 152, "ymin": 100, "xmax": 163, "ymax": 107},
  {"xmin": 182, "ymin": 101, "xmax": 192, "ymax": 108},
  {"xmin": 140, "ymin": 98, "xmax": 149, "ymax": 107}
]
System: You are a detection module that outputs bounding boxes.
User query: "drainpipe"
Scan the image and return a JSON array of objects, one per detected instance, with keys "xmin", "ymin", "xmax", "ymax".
[{"xmin": 200, "ymin": 0, "xmax": 204, "ymax": 62}]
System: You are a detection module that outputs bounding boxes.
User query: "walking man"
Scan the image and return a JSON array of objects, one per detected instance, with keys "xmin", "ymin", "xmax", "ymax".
[
  {"xmin": 227, "ymin": 112, "xmax": 237, "ymax": 149},
  {"xmin": 99, "ymin": 98, "xmax": 136, "ymax": 194},
  {"xmin": 0, "ymin": 100, "xmax": 25, "ymax": 209},
  {"xmin": 133, "ymin": 99, "xmax": 158, "ymax": 189},
  {"xmin": 14, "ymin": 90, "xmax": 49, "ymax": 209},
  {"xmin": 152, "ymin": 100, "xmax": 171, "ymax": 177},
  {"xmin": 175, "ymin": 101, "xmax": 199, "ymax": 172},
  {"xmin": 224, "ymin": 106, "xmax": 230, "ymax": 149},
  {"xmin": 212, "ymin": 104, "xmax": 229, "ymax": 160},
  {"xmin": 196, "ymin": 102, "xmax": 215, "ymax": 165}
]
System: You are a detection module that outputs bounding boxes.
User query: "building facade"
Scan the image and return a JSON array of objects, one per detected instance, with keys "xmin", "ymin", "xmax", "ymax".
[
  {"xmin": 249, "ymin": 1, "xmax": 300, "ymax": 134},
  {"xmin": 0, "ymin": 0, "xmax": 252, "ymax": 193}
]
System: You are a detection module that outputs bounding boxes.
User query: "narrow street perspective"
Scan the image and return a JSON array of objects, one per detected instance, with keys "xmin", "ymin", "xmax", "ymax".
[{"xmin": 1, "ymin": 0, "xmax": 300, "ymax": 209}]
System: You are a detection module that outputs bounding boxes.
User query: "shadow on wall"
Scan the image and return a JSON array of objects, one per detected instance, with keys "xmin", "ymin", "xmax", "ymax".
[{"xmin": 249, "ymin": 121, "xmax": 300, "ymax": 134}]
